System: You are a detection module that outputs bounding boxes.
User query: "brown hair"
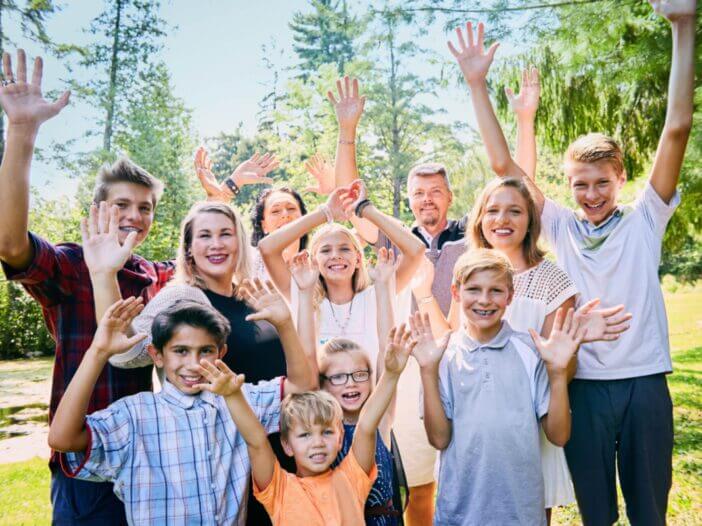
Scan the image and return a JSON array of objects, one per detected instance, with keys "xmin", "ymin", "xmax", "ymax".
[
  {"xmin": 453, "ymin": 248, "xmax": 514, "ymax": 290},
  {"xmin": 92, "ymin": 157, "xmax": 164, "ymax": 206},
  {"xmin": 467, "ymin": 177, "xmax": 545, "ymax": 267},
  {"xmin": 564, "ymin": 133, "xmax": 625, "ymax": 176},
  {"xmin": 406, "ymin": 162, "xmax": 451, "ymax": 192},
  {"xmin": 318, "ymin": 337, "xmax": 372, "ymax": 377},
  {"xmin": 280, "ymin": 391, "xmax": 343, "ymax": 438},
  {"xmin": 174, "ymin": 201, "xmax": 251, "ymax": 289}
]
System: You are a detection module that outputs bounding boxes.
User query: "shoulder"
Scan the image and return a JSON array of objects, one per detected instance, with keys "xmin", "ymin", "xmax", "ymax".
[{"xmin": 151, "ymin": 283, "xmax": 210, "ymax": 305}]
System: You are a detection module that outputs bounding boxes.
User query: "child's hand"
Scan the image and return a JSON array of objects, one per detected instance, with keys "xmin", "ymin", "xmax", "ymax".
[
  {"xmin": 409, "ymin": 312, "xmax": 448, "ymax": 369},
  {"xmin": 505, "ymin": 66, "xmax": 540, "ymax": 121},
  {"xmin": 411, "ymin": 256, "xmax": 435, "ymax": 300},
  {"xmin": 530, "ymin": 308, "xmax": 586, "ymax": 376},
  {"xmin": 195, "ymin": 359, "xmax": 245, "ymax": 397},
  {"xmin": 369, "ymin": 247, "xmax": 397, "ymax": 285},
  {"xmin": 574, "ymin": 299, "xmax": 632, "ymax": 343},
  {"xmin": 327, "ymin": 76, "xmax": 366, "ymax": 131},
  {"xmin": 81, "ymin": 202, "xmax": 138, "ymax": 277},
  {"xmin": 344, "ymin": 178, "xmax": 368, "ymax": 217},
  {"xmin": 290, "ymin": 250, "xmax": 319, "ymax": 291},
  {"xmin": 384, "ymin": 324, "xmax": 415, "ymax": 377},
  {"xmin": 649, "ymin": 0, "xmax": 696, "ymax": 22},
  {"xmin": 304, "ymin": 153, "xmax": 335, "ymax": 195},
  {"xmin": 447, "ymin": 21, "xmax": 500, "ymax": 85},
  {"xmin": 241, "ymin": 278, "xmax": 292, "ymax": 326},
  {"xmin": 90, "ymin": 297, "xmax": 147, "ymax": 357}
]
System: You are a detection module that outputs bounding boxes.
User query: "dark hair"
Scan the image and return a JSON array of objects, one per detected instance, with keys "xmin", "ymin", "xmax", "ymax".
[
  {"xmin": 93, "ymin": 157, "xmax": 164, "ymax": 206},
  {"xmin": 151, "ymin": 300, "xmax": 231, "ymax": 351},
  {"xmin": 250, "ymin": 187, "xmax": 308, "ymax": 249}
]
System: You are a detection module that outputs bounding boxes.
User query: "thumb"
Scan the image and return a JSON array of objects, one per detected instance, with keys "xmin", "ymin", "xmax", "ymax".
[
  {"xmin": 51, "ymin": 91, "xmax": 70, "ymax": 113},
  {"xmin": 126, "ymin": 332, "xmax": 148, "ymax": 347},
  {"xmin": 245, "ymin": 312, "xmax": 266, "ymax": 322},
  {"xmin": 504, "ymin": 87, "xmax": 514, "ymax": 102},
  {"xmin": 486, "ymin": 42, "xmax": 500, "ymax": 62},
  {"xmin": 528, "ymin": 328, "xmax": 543, "ymax": 351},
  {"xmin": 122, "ymin": 230, "xmax": 138, "ymax": 254}
]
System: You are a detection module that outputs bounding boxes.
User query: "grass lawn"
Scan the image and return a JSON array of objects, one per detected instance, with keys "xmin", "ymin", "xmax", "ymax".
[{"xmin": 0, "ymin": 285, "xmax": 700, "ymax": 525}]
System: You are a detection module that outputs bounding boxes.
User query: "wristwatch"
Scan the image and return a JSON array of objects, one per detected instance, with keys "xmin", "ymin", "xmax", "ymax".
[{"xmin": 224, "ymin": 177, "xmax": 240, "ymax": 196}]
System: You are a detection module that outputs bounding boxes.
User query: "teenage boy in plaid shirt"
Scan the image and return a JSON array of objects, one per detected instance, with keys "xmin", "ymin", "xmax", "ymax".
[{"xmin": 0, "ymin": 51, "xmax": 173, "ymax": 524}]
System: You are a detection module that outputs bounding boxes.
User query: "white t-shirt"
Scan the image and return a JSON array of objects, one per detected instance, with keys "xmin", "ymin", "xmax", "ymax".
[{"xmin": 541, "ymin": 182, "xmax": 680, "ymax": 380}]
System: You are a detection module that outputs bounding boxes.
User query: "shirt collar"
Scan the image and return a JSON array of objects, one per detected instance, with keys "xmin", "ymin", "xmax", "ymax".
[
  {"xmin": 576, "ymin": 206, "xmax": 624, "ymax": 231},
  {"xmin": 160, "ymin": 379, "xmax": 218, "ymax": 409},
  {"xmin": 459, "ymin": 321, "xmax": 514, "ymax": 352}
]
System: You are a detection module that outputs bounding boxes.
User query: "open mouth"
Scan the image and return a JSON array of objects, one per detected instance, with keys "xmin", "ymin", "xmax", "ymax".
[
  {"xmin": 206, "ymin": 254, "xmax": 228, "ymax": 264},
  {"xmin": 309, "ymin": 452, "xmax": 328, "ymax": 463},
  {"xmin": 327, "ymin": 263, "xmax": 349, "ymax": 272},
  {"xmin": 341, "ymin": 391, "xmax": 362, "ymax": 403},
  {"xmin": 492, "ymin": 228, "xmax": 514, "ymax": 236},
  {"xmin": 472, "ymin": 309, "xmax": 497, "ymax": 318},
  {"xmin": 583, "ymin": 201, "xmax": 605, "ymax": 211},
  {"xmin": 179, "ymin": 374, "xmax": 204, "ymax": 387},
  {"xmin": 119, "ymin": 226, "xmax": 142, "ymax": 234}
]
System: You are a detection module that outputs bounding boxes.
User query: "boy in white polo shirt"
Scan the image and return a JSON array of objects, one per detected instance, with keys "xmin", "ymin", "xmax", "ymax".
[{"xmin": 447, "ymin": 2, "xmax": 696, "ymax": 524}]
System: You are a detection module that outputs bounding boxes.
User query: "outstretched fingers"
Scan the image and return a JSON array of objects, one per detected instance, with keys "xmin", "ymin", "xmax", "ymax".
[
  {"xmin": 2, "ymin": 52, "xmax": 12, "ymax": 81},
  {"xmin": 16, "ymin": 49, "xmax": 27, "ymax": 83}
]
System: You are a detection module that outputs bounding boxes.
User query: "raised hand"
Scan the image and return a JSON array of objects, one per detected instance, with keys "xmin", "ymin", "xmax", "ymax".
[
  {"xmin": 231, "ymin": 152, "xmax": 279, "ymax": 187},
  {"xmin": 195, "ymin": 359, "xmax": 245, "ymax": 397},
  {"xmin": 409, "ymin": 312, "xmax": 448, "ymax": 369},
  {"xmin": 369, "ymin": 247, "xmax": 397, "ymax": 285},
  {"xmin": 325, "ymin": 185, "xmax": 355, "ymax": 221},
  {"xmin": 0, "ymin": 50, "xmax": 70, "ymax": 130},
  {"xmin": 290, "ymin": 250, "xmax": 319, "ymax": 291},
  {"xmin": 649, "ymin": 0, "xmax": 696, "ymax": 21},
  {"xmin": 304, "ymin": 153, "xmax": 335, "ymax": 195},
  {"xmin": 81, "ymin": 202, "xmax": 138, "ymax": 276},
  {"xmin": 447, "ymin": 21, "xmax": 500, "ymax": 85},
  {"xmin": 505, "ymin": 66, "xmax": 540, "ymax": 121},
  {"xmin": 529, "ymin": 308, "xmax": 586, "ymax": 375},
  {"xmin": 574, "ymin": 299, "xmax": 632, "ymax": 343},
  {"xmin": 343, "ymin": 178, "xmax": 368, "ymax": 216},
  {"xmin": 240, "ymin": 278, "xmax": 292, "ymax": 326},
  {"xmin": 194, "ymin": 146, "xmax": 231, "ymax": 202},
  {"xmin": 411, "ymin": 256, "xmax": 435, "ymax": 300},
  {"xmin": 327, "ymin": 76, "xmax": 366, "ymax": 131},
  {"xmin": 384, "ymin": 324, "xmax": 415, "ymax": 376},
  {"xmin": 90, "ymin": 297, "xmax": 147, "ymax": 356}
]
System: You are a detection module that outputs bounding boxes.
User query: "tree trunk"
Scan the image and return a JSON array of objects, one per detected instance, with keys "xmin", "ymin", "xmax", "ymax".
[
  {"xmin": 103, "ymin": 0, "xmax": 123, "ymax": 152},
  {"xmin": 387, "ymin": 23, "xmax": 402, "ymax": 218}
]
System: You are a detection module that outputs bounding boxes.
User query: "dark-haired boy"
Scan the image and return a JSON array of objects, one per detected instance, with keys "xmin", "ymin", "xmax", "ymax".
[
  {"xmin": 0, "ymin": 51, "xmax": 173, "ymax": 524},
  {"xmin": 49, "ymin": 294, "xmax": 316, "ymax": 525}
]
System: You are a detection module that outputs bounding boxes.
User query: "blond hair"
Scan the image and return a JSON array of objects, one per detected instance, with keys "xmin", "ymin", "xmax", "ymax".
[
  {"xmin": 174, "ymin": 201, "xmax": 251, "ymax": 289},
  {"xmin": 318, "ymin": 337, "xmax": 372, "ymax": 377},
  {"xmin": 453, "ymin": 248, "xmax": 514, "ymax": 290},
  {"xmin": 564, "ymin": 133, "xmax": 625, "ymax": 176},
  {"xmin": 93, "ymin": 157, "xmax": 164, "ymax": 206},
  {"xmin": 467, "ymin": 177, "xmax": 545, "ymax": 267},
  {"xmin": 280, "ymin": 391, "xmax": 343, "ymax": 438},
  {"xmin": 406, "ymin": 162, "xmax": 451, "ymax": 192},
  {"xmin": 309, "ymin": 224, "xmax": 371, "ymax": 307}
]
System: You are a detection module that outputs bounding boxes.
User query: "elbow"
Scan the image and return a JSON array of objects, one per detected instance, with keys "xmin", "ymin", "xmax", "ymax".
[
  {"xmin": 47, "ymin": 430, "xmax": 70, "ymax": 453},
  {"xmin": 547, "ymin": 429, "xmax": 570, "ymax": 448},
  {"xmin": 663, "ymin": 119, "xmax": 693, "ymax": 141},
  {"xmin": 489, "ymin": 158, "xmax": 511, "ymax": 177},
  {"xmin": 0, "ymin": 238, "xmax": 28, "ymax": 263},
  {"xmin": 257, "ymin": 236, "xmax": 275, "ymax": 257},
  {"xmin": 428, "ymin": 433, "xmax": 450, "ymax": 450}
]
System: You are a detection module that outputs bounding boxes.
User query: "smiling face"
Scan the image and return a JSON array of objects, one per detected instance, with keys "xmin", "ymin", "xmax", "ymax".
[
  {"xmin": 189, "ymin": 211, "xmax": 239, "ymax": 287},
  {"xmin": 261, "ymin": 191, "xmax": 303, "ymax": 234},
  {"xmin": 408, "ymin": 173, "xmax": 453, "ymax": 230},
  {"xmin": 320, "ymin": 351, "xmax": 373, "ymax": 420},
  {"xmin": 148, "ymin": 325, "xmax": 226, "ymax": 395},
  {"xmin": 282, "ymin": 418, "xmax": 344, "ymax": 477},
  {"xmin": 480, "ymin": 187, "xmax": 530, "ymax": 254},
  {"xmin": 104, "ymin": 182, "xmax": 156, "ymax": 247},
  {"xmin": 452, "ymin": 269, "xmax": 513, "ymax": 342},
  {"xmin": 313, "ymin": 231, "xmax": 362, "ymax": 284},
  {"xmin": 565, "ymin": 160, "xmax": 625, "ymax": 225}
]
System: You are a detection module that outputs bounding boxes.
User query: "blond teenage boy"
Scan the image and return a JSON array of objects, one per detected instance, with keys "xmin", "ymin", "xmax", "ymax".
[
  {"xmin": 448, "ymin": 2, "xmax": 696, "ymax": 523},
  {"xmin": 415, "ymin": 249, "xmax": 585, "ymax": 525}
]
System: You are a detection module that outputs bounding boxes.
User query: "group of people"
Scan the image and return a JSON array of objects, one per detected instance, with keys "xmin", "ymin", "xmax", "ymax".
[{"xmin": 0, "ymin": 1, "xmax": 695, "ymax": 525}]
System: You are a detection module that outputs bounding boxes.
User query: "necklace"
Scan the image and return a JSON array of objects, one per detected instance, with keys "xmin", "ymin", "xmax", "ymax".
[{"xmin": 329, "ymin": 294, "xmax": 355, "ymax": 335}]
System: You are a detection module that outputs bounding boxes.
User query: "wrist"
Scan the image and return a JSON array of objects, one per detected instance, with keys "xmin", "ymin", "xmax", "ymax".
[
  {"xmin": 516, "ymin": 114, "xmax": 536, "ymax": 125},
  {"xmin": 86, "ymin": 345, "xmax": 111, "ymax": 364},
  {"xmin": 354, "ymin": 200, "xmax": 373, "ymax": 219},
  {"xmin": 546, "ymin": 367, "xmax": 568, "ymax": 383},
  {"xmin": 274, "ymin": 317, "xmax": 295, "ymax": 332},
  {"xmin": 466, "ymin": 77, "xmax": 488, "ymax": 90},
  {"xmin": 7, "ymin": 122, "xmax": 40, "ymax": 141},
  {"xmin": 317, "ymin": 205, "xmax": 334, "ymax": 224},
  {"xmin": 420, "ymin": 362, "xmax": 440, "ymax": 376},
  {"xmin": 225, "ymin": 176, "xmax": 240, "ymax": 196},
  {"xmin": 338, "ymin": 128, "xmax": 357, "ymax": 142},
  {"xmin": 415, "ymin": 294, "xmax": 434, "ymax": 305}
]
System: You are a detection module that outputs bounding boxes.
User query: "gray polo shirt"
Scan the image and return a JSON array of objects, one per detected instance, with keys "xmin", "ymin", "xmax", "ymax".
[{"xmin": 434, "ymin": 322, "xmax": 550, "ymax": 526}]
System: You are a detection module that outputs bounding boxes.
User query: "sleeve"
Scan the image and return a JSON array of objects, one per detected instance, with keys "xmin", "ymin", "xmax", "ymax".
[
  {"xmin": 1, "ymin": 233, "xmax": 79, "ymax": 307},
  {"xmin": 540, "ymin": 199, "xmax": 572, "ymax": 249},
  {"xmin": 108, "ymin": 285, "xmax": 210, "ymax": 369},
  {"xmin": 543, "ymin": 262, "xmax": 579, "ymax": 315},
  {"xmin": 635, "ymin": 181, "xmax": 681, "ymax": 240},
  {"xmin": 153, "ymin": 260, "xmax": 176, "ymax": 289},
  {"xmin": 437, "ymin": 352, "xmax": 454, "ymax": 420},
  {"xmin": 253, "ymin": 459, "xmax": 287, "ymax": 521},
  {"xmin": 60, "ymin": 400, "xmax": 132, "ymax": 482},
  {"xmin": 533, "ymin": 359, "xmax": 551, "ymax": 420},
  {"xmin": 244, "ymin": 377, "xmax": 283, "ymax": 435},
  {"xmin": 338, "ymin": 448, "xmax": 378, "ymax": 504}
]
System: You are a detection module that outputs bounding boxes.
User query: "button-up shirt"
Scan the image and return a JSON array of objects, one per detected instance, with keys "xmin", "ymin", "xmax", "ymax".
[{"xmin": 61, "ymin": 377, "xmax": 284, "ymax": 525}]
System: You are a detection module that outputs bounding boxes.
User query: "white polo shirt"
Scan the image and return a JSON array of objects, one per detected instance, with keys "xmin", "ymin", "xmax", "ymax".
[{"xmin": 541, "ymin": 182, "xmax": 680, "ymax": 380}]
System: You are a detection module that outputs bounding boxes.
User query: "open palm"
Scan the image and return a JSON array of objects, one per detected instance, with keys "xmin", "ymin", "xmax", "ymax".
[
  {"xmin": 447, "ymin": 22, "xmax": 500, "ymax": 84},
  {"xmin": 327, "ymin": 76, "xmax": 365, "ymax": 129},
  {"xmin": 384, "ymin": 325, "xmax": 414, "ymax": 376},
  {"xmin": 195, "ymin": 359, "xmax": 245, "ymax": 397},
  {"xmin": 409, "ymin": 312, "xmax": 447, "ymax": 368},
  {"xmin": 91, "ymin": 298, "xmax": 147, "ymax": 356},
  {"xmin": 290, "ymin": 250, "xmax": 319, "ymax": 291},
  {"xmin": 505, "ymin": 67, "xmax": 540, "ymax": 120},
  {"xmin": 241, "ymin": 278, "xmax": 292, "ymax": 326},
  {"xmin": 81, "ymin": 202, "xmax": 137, "ymax": 276},
  {"xmin": 530, "ymin": 308, "xmax": 586, "ymax": 374}
]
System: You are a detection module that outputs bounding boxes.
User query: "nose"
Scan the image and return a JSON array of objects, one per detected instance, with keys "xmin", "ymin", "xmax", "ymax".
[
  {"xmin": 585, "ymin": 186, "xmax": 598, "ymax": 201},
  {"xmin": 478, "ymin": 290, "xmax": 490, "ymax": 304},
  {"xmin": 312, "ymin": 432, "xmax": 325, "ymax": 447},
  {"xmin": 123, "ymin": 205, "xmax": 141, "ymax": 223},
  {"xmin": 496, "ymin": 210, "xmax": 509, "ymax": 223}
]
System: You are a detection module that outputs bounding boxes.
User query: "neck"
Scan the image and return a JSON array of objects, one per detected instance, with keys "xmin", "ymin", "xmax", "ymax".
[
  {"xmin": 343, "ymin": 410, "xmax": 360, "ymax": 425},
  {"xmin": 420, "ymin": 217, "xmax": 449, "ymax": 239},
  {"xmin": 464, "ymin": 320, "xmax": 502, "ymax": 343},
  {"xmin": 499, "ymin": 246, "xmax": 530, "ymax": 273},
  {"xmin": 325, "ymin": 279, "xmax": 355, "ymax": 304},
  {"xmin": 202, "ymin": 274, "xmax": 235, "ymax": 297}
]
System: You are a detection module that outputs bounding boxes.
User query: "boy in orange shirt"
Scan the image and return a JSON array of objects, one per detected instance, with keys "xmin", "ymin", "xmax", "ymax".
[{"xmin": 193, "ymin": 324, "xmax": 416, "ymax": 525}]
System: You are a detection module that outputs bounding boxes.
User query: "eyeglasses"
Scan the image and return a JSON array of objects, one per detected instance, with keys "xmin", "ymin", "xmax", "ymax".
[{"xmin": 321, "ymin": 369, "xmax": 371, "ymax": 386}]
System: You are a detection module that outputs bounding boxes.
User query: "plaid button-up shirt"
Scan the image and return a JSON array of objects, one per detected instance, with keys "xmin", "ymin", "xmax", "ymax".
[
  {"xmin": 1, "ymin": 233, "xmax": 174, "ymax": 464},
  {"xmin": 61, "ymin": 377, "xmax": 283, "ymax": 526}
]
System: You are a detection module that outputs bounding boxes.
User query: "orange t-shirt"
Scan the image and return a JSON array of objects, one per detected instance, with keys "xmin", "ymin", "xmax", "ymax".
[{"xmin": 253, "ymin": 450, "xmax": 378, "ymax": 525}]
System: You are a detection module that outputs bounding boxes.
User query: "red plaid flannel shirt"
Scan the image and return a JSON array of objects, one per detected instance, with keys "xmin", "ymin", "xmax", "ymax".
[{"xmin": 2, "ymin": 233, "xmax": 174, "ymax": 465}]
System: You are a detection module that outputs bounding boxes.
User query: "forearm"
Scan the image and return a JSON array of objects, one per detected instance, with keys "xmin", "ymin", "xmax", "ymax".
[
  {"xmin": 515, "ymin": 115, "xmax": 537, "ymax": 180},
  {"xmin": 541, "ymin": 374, "xmax": 571, "ymax": 447},
  {"xmin": 296, "ymin": 289, "xmax": 318, "ymax": 382},
  {"xmin": 665, "ymin": 17, "xmax": 695, "ymax": 133},
  {"xmin": 374, "ymin": 282, "xmax": 395, "ymax": 377},
  {"xmin": 277, "ymin": 318, "xmax": 317, "ymax": 393},
  {"xmin": 358, "ymin": 371, "xmax": 399, "ymax": 438},
  {"xmin": 90, "ymin": 273, "xmax": 130, "ymax": 331},
  {"xmin": 225, "ymin": 391, "xmax": 271, "ymax": 448},
  {"xmin": 413, "ymin": 293, "xmax": 452, "ymax": 339},
  {"xmin": 48, "ymin": 348, "xmax": 106, "ymax": 452},
  {"xmin": 420, "ymin": 368, "xmax": 452, "ymax": 449},
  {"xmin": 335, "ymin": 124, "xmax": 359, "ymax": 188},
  {"xmin": 0, "ymin": 125, "xmax": 37, "ymax": 267}
]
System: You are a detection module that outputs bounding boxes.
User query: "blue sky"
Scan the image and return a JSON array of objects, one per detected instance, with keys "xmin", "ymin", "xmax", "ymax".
[{"xmin": 8, "ymin": 1, "xmax": 524, "ymax": 199}]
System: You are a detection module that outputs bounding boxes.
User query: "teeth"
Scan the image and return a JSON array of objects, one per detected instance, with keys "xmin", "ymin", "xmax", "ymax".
[
  {"xmin": 473, "ymin": 309, "xmax": 495, "ymax": 317},
  {"xmin": 120, "ymin": 227, "xmax": 139, "ymax": 232},
  {"xmin": 494, "ymin": 229, "xmax": 512, "ymax": 234}
]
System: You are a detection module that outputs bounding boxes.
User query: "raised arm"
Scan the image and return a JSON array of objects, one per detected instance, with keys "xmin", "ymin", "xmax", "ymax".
[
  {"xmin": 0, "ymin": 50, "xmax": 70, "ymax": 269},
  {"xmin": 290, "ymin": 250, "xmax": 320, "ymax": 368},
  {"xmin": 240, "ymin": 278, "xmax": 318, "ymax": 394},
  {"xmin": 258, "ymin": 186, "xmax": 353, "ymax": 299},
  {"xmin": 48, "ymin": 298, "xmax": 146, "ymax": 452},
  {"xmin": 353, "ymin": 325, "xmax": 413, "ymax": 475},
  {"xmin": 506, "ymin": 66, "xmax": 540, "ymax": 180},
  {"xmin": 410, "ymin": 258, "xmax": 452, "ymax": 338},
  {"xmin": 647, "ymin": 0, "xmax": 696, "ymax": 203},
  {"xmin": 196, "ymin": 359, "xmax": 277, "ymax": 491}
]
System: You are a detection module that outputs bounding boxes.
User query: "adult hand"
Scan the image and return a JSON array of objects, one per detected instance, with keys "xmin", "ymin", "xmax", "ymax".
[
  {"xmin": 195, "ymin": 359, "xmax": 246, "ymax": 398},
  {"xmin": 574, "ymin": 299, "xmax": 632, "ymax": 343},
  {"xmin": 240, "ymin": 278, "xmax": 293, "ymax": 326},
  {"xmin": 81, "ymin": 202, "xmax": 138, "ymax": 277},
  {"xmin": 649, "ymin": 0, "xmax": 696, "ymax": 22},
  {"xmin": 304, "ymin": 153, "xmax": 335, "ymax": 195},
  {"xmin": 325, "ymin": 186, "xmax": 355, "ymax": 222},
  {"xmin": 384, "ymin": 324, "xmax": 415, "ymax": 377},
  {"xmin": 290, "ymin": 250, "xmax": 319, "ymax": 291},
  {"xmin": 344, "ymin": 178, "xmax": 368, "ymax": 216},
  {"xmin": 409, "ymin": 312, "xmax": 448, "ymax": 369},
  {"xmin": 505, "ymin": 66, "xmax": 540, "ymax": 121},
  {"xmin": 529, "ymin": 308, "xmax": 586, "ymax": 376},
  {"xmin": 230, "ymin": 152, "xmax": 279, "ymax": 187},
  {"xmin": 194, "ymin": 146, "xmax": 231, "ymax": 202},
  {"xmin": 447, "ymin": 21, "xmax": 500, "ymax": 85},
  {"xmin": 368, "ymin": 247, "xmax": 397, "ymax": 285},
  {"xmin": 90, "ymin": 297, "xmax": 146, "ymax": 357},
  {"xmin": 0, "ymin": 50, "xmax": 70, "ymax": 131},
  {"xmin": 327, "ymin": 76, "xmax": 366, "ymax": 131}
]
